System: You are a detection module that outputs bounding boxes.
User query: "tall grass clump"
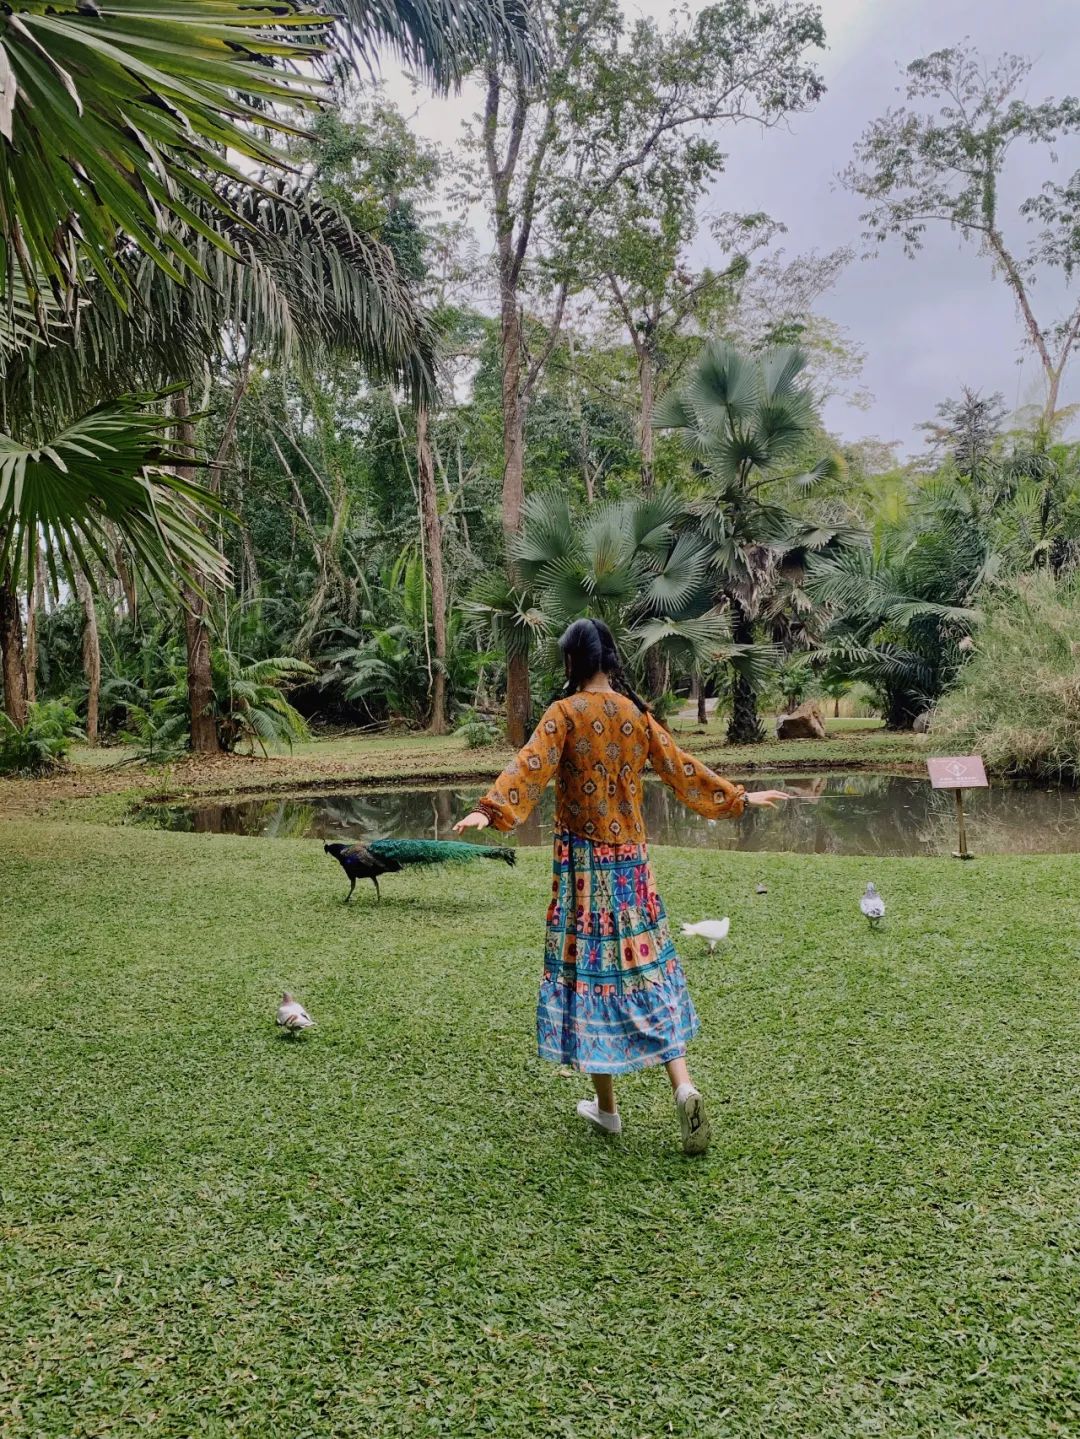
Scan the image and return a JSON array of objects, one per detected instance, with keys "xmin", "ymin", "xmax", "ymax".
[{"xmin": 936, "ymin": 573, "xmax": 1080, "ymax": 781}]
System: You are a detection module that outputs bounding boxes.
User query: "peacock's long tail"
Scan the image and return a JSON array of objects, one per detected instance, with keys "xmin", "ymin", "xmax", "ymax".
[{"xmin": 366, "ymin": 838, "xmax": 515, "ymax": 868}]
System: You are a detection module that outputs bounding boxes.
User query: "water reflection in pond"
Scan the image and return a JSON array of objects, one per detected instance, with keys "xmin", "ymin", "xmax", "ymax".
[{"xmin": 143, "ymin": 771, "xmax": 1080, "ymax": 857}]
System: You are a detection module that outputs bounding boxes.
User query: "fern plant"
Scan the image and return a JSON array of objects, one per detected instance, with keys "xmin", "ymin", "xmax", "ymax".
[
  {"xmin": 154, "ymin": 652, "xmax": 314, "ymax": 756},
  {"xmin": 455, "ymin": 709, "xmax": 502, "ymax": 749},
  {"xmin": 0, "ymin": 700, "xmax": 83, "ymax": 775}
]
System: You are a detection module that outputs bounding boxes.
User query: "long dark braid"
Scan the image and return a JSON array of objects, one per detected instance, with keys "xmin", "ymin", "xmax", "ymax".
[{"xmin": 558, "ymin": 617, "xmax": 651, "ymax": 715}]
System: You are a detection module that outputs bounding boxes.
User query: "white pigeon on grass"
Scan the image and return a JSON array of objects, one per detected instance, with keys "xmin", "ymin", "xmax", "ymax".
[
  {"xmin": 860, "ymin": 884, "xmax": 886, "ymax": 928},
  {"xmin": 276, "ymin": 992, "xmax": 316, "ymax": 1035},
  {"xmin": 681, "ymin": 918, "xmax": 731, "ymax": 952}
]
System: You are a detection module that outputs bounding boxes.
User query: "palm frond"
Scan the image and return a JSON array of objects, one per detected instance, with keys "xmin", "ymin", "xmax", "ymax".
[
  {"xmin": 631, "ymin": 610, "xmax": 732, "ymax": 668},
  {"xmin": 885, "ymin": 600, "xmax": 980, "ymax": 627},
  {"xmin": 790, "ymin": 453, "xmax": 846, "ymax": 490},
  {"xmin": 0, "ymin": 396, "xmax": 226, "ymax": 597},
  {"xmin": 513, "ymin": 491, "xmax": 579, "ymax": 578},
  {"xmin": 636, "ymin": 532, "xmax": 710, "ymax": 613},
  {"xmin": 0, "ymin": 3, "xmax": 329, "ymax": 355},
  {"xmin": 728, "ymin": 642, "xmax": 785, "ymax": 689},
  {"xmin": 2, "ymin": 185, "xmax": 435, "ymax": 431},
  {"xmin": 325, "ymin": 0, "xmax": 543, "ymax": 85},
  {"xmin": 535, "ymin": 555, "xmax": 600, "ymax": 616},
  {"xmin": 625, "ymin": 488, "xmax": 684, "ymax": 555},
  {"xmin": 464, "ymin": 572, "xmax": 550, "ymax": 660},
  {"xmin": 0, "ymin": 0, "xmax": 533, "ymax": 366},
  {"xmin": 758, "ymin": 345, "xmax": 809, "ymax": 401},
  {"xmin": 651, "ymin": 387, "xmax": 698, "ymax": 433},
  {"xmin": 686, "ymin": 340, "xmax": 762, "ymax": 428}
]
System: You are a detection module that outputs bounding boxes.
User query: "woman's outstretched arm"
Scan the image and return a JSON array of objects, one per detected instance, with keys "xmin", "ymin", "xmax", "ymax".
[
  {"xmin": 454, "ymin": 702, "xmax": 568, "ymax": 833},
  {"xmin": 646, "ymin": 714, "xmax": 791, "ymax": 818}
]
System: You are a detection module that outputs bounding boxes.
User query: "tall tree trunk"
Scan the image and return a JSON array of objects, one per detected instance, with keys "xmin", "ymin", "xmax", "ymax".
[
  {"xmin": 74, "ymin": 571, "xmax": 100, "ymax": 746},
  {"xmin": 644, "ymin": 647, "xmax": 664, "ymax": 702},
  {"xmin": 498, "ymin": 279, "xmax": 532, "ymax": 747},
  {"xmin": 884, "ymin": 687, "xmax": 920, "ymax": 732},
  {"xmin": 638, "ymin": 345, "xmax": 656, "ymax": 492},
  {"xmin": 417, "ymin": 404, "xmax": 448, "ymax": 736},
  {"xmin": 727, "ymin": 609, "xmax": 763, "ymax": 745},
  {"xmin": 24, "ymin": 541, "xmax": 39, "ymax": 704},
  {"xmin": 114, "ymin": 542, "xmax": 137, "ymax": 622},
  {"xmin": 183, "ymin": 589, "xmax": 218, "ymax": 754},
  {"xmin": 695, "ymin": 673, "xmax": 707, "ymax": 726},
  {"xmin": 0, "ymin": 564, "xmax": 29, "ymax": 727},
  {"xmin": 499, "ymin": 287, "xmax": 526, "ymax": 541},
  {"xmin": 175, "ymin": 392, "xmax": 220, "ymax": 755},
  {"xmin": 1045, "ymin": 365, "xmax": 1063, "ymax": 430}
]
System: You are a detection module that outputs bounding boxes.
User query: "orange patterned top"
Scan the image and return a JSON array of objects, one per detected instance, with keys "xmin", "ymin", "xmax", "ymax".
[{"xmin": 476, "ymin": 689, "xmax": 745, "ymax": 843}]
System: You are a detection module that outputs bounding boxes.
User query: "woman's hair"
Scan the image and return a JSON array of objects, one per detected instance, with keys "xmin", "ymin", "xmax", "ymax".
[{"xmin": 558, "ymin": 617, "xmax": 650, "ymax": 713}]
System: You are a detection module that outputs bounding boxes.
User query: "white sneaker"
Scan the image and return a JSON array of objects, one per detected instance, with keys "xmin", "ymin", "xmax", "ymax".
[
  {"xmin": 675, "ymin": 1082, "xmax": 711, "ymax": 1156},
  {"xmin": 576, "ymin": 1098, "xmax": 622, "ymax": 1135}
]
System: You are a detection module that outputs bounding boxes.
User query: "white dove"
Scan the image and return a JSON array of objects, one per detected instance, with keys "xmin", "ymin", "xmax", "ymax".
[
  {"xmin": 276, "ymin": 992, "xmax": 316, "ymax": 1035},
  {"xmin": 681, "ymin": 918, "xmax": 731, "ymax": 952},
  {"xmin": 860, "ymin": 884, "xmax": 885, "ymax": 928}
]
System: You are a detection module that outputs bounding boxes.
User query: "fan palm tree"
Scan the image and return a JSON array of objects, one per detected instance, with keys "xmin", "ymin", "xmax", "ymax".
[
  {"xmin": 469, "ymin": 489, "xmax": 748, "ymax": 715},
  {"xmin": 807, "ymin": 500, "xmax": 985, "ymax": 730},
  {"xmin": 654, "ymin": 340, "xmax": 853, "ymax": 743},
  {"xmin": 514, "ymin": 489, "xmax": 733, "ymax": 672}
]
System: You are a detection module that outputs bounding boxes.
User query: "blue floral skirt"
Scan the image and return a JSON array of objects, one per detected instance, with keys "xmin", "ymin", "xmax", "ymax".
[{"xmin": 536, "ymin": 830, "xmax": 699, "ymax": 1075}]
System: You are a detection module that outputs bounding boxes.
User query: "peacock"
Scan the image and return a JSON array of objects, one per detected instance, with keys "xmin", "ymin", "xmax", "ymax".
[{"xmin": 324, "ymin": 838, "xmax": 515, "ymax": 902}]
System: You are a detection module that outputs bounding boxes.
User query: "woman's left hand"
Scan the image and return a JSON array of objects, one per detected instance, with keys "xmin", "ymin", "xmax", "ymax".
[
  {"xmin": 453, "ymin": 810, "xmax": 491, "ymax": 833},
  {"xmin": 745, "ymin": 789, "xmax": 795, "ymax": 808}
]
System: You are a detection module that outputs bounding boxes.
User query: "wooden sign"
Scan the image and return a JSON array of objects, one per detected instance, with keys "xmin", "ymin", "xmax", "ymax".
[
  {"xmin": 927, "ymin": 756, "xmax": 988, "ymax": 790},
  {"xmin": 927, "ymin": 755, "xmax": 987, "ymax": 860}
]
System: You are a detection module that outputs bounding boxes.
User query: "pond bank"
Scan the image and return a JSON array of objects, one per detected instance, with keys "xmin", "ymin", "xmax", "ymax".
[
  {"xmin": 140, "ymin": 768, "xmax": 1080, "ymax": 857},
  {"xmin": 0, "ymin": 721, "xmax": 925, "ymax": 825}
]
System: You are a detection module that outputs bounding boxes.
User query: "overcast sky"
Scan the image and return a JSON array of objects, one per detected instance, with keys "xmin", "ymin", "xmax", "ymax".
[{"xmin": 382, "ymin": 0, "xmax": 1080, "ymax": 456}]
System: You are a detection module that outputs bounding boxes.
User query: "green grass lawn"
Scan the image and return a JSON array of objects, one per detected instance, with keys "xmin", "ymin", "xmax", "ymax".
[{"xmin": 3, "ymin": 823, "xmax": 1078, "ymax": 1437}]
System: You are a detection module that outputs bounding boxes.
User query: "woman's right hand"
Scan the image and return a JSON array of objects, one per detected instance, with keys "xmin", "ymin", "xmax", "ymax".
[
  {"xmin": 745, "ymin": 790, "xmax": 795, "ymax": 808},
  {"xmin": 453, "ymin": 810, "xmax": 491, "ymax": 834}
]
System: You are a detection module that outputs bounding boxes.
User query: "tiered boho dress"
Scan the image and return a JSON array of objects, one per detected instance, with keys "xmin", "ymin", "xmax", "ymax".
[{"xmin": 477, "ymin": 691, "xmax": 745, "ymax": 1075}]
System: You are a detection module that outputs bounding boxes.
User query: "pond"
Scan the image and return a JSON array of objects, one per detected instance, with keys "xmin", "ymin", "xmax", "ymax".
[{"xmin": 141, "ymin": 771, "xmax": 1080, "ymax": 857}]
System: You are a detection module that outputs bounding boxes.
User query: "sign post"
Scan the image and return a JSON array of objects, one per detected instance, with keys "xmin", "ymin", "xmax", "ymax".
[{"xmin": 927, "ymin": 756, "xmax": 988, "ymax": 860}]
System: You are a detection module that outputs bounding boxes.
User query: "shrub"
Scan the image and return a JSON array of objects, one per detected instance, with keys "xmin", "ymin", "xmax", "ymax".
[
  {"xmin": 935, "ymin": 573, "xmax": 1080, "ymax": 781},
  {"xmin": 648, "ymin": 690, "xmax": 683, "ymax": 724},
  {"xmin": 455, "ymin": 709, "xmax": 502, "ymax": 749},
  {"xmin": 0, "ymin": 700, "xmax": 83, "ymax": 775}
]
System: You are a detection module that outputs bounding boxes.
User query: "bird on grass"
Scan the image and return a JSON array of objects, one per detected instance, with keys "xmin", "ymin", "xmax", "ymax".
[
  {"xmin": 860, "ymin": 883, "xmax": 886, "ymax": 928},
  {"xmin": 276, "ymin": 992, "xmax": 315, "ymax": 1035},
  {"xmin": 324, "ymin": 838, "xmax": 516, "ymax": 902},
  {"xmin": 681, "ymin": 918, "xmax": 731, "ymax": 952}
]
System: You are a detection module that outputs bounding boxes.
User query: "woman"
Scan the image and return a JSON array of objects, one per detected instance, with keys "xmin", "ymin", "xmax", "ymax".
[{"xmin": 455, "ymin": 618, "xmax": 790, "ymax": 1155}]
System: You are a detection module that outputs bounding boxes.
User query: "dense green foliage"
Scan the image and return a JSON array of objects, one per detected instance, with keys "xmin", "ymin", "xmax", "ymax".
[
  {"xmin": 3, "ymin": 22, "xmax": 1080, "ymax": 765},
  {"xmin": 0, "ymin": 699, "xmax": 80, "ymax": 774},
  {"xmin": 937, "ymin": 574, "xmax": 1080, "ymax": 781}
]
